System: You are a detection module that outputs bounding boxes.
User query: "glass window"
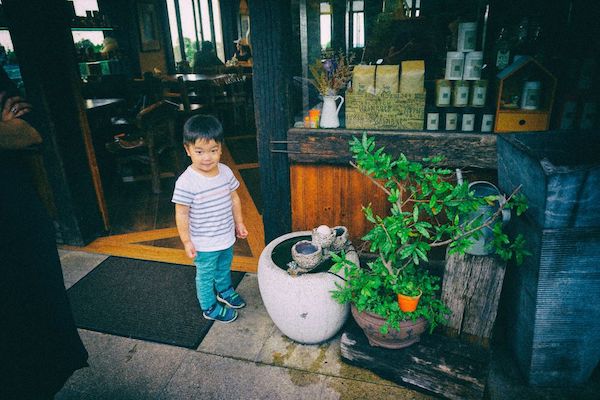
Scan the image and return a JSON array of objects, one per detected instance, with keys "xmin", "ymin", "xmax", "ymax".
[
  {"xmin": 212, "ymin": 0, "xmax": 224, "ymax": 60},
  {"xmin": 0, "ymin": 30, "xmax": 23, "ymax": 89},
  {"xmin": 405, "ymin": 0, "xmax": 422, "ymax": 18},
  {"xmin": 72, "ymin": 31, "xmax": 105, "ymax": 48},
  {"xmin": 179, "ymin": 0, "xmax": 199, "ymax": 63},
  {"xmin": 320, "ymin": 2, "xmax": 332, "ymax": 50},
  {"xmin": 351, "ymin": 1, "xmax": 364, "ymax": 48},
  {"xmin": 166, "ymin": 0, "xmax": 224, "ymax": 66},
  {"xmin": 166, "ymin": 0, "xmax": 182, "ymax": 63},
  {"xmin": 199, "ymin": 0, "xmax": 212, "ymax": 42},
  {"xmin": 72, "ymin": 0, "xmax": 99, "ymax": 17}
]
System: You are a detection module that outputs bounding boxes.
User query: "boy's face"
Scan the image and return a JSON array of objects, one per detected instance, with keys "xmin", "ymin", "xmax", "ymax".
[{"xmin": 184, "ymin": 138, "xmax": 222, "ymax": 176}]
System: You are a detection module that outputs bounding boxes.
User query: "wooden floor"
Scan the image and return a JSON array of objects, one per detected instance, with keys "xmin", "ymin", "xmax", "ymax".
[{"xmin": 62, "ymin": 134, "xmax": 264, "ymax": 273}]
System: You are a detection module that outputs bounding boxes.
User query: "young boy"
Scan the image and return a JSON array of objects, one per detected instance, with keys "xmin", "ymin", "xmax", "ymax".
[{"xmin": 173, "ymin": 115, "xmax": 248, "ymax": 323}]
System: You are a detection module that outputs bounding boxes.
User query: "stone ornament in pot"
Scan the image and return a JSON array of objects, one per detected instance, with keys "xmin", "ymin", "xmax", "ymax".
[
  {"xmin": 331, "ymin": 226, "xmax": 349, "ymax": 251},
  {"xmin": 291, "ymin": 240, "xmax": 322, "ymax": 273},
  {"xmin": 311, "ymin": 225, "xmax": 336, "ymax": 252}
]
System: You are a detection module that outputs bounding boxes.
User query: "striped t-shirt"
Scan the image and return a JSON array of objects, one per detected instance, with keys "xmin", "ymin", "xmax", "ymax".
[{"xmin": 172, "ymin": 163, "xmax": 240, "ymax": 251}]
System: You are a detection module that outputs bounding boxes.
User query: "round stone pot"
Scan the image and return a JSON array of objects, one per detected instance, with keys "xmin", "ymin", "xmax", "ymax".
[
  {"xmin": 258, "ymin": 231, "xmax": 358, "ymax": 344},
  {"xmin": 351, "ymin": 304, "xmax": 427, "ymax": 349}
]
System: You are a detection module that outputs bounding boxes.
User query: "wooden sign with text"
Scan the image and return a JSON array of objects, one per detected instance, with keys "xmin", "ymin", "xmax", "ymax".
[{"xmin": 345, "ymin": 91, "xmax": 425, "ymax": 130}]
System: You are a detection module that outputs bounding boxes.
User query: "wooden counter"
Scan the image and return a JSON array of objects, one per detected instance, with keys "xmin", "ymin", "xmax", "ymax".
[{"xmin": 286, "ymin": 128, "xmax": 498, "ymax": 240}]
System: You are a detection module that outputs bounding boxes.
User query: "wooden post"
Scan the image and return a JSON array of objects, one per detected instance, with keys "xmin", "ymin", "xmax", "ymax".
[
  {"xmin": 248, "ymin": 0, "xmax": 295, "ymax": 242},
  {"xmin": 441, "ymin": 251, "xmax": 507, "ymax": 347}
]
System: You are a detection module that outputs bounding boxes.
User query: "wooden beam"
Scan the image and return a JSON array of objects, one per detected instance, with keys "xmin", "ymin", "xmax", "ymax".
[
  {"xmin": 248, "ymin": 0, "xmax": 295, "ymax": 242},
  {"xmin": 287, "ymin": 128, "xmax": 498, "ymax": 169},
  {"xmin": 341, "ymin": 319, "xmax": 490, "ymax": 400}
]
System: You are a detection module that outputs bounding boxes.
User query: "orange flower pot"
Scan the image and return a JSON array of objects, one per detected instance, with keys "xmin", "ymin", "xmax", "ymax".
[{"xmin": 397, "ymin": 290, "xmax": 422, "ymax": 313}]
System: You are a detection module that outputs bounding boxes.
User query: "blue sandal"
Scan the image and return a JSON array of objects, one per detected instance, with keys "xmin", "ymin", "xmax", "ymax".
[
  {"xmin": 203, "ymin": 303, "xmax": 238, "ymax": 323},
  {"xmin": 217, "ymin": 287, "xmax": 246, "ymax": 309}
]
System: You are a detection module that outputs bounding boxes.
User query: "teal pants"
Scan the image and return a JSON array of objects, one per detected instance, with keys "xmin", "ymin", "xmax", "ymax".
[{"xmin": 193, "ymin": 246, "xmax": 234, "ymax": 310}]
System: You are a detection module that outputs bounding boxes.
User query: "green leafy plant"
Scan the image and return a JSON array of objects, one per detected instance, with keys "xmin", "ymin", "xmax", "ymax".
[
  {"xmin": 331, "ymin": 134, "xmax": 530, "ymax": 334},
  {"xmin": 394, "ymin": 279, "xmax": 421, "ymax": 297}
]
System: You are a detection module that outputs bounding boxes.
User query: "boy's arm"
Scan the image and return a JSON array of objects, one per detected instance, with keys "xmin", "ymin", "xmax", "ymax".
[
  {"xmin": 231, "ymin": 190, "xmax": 248, "ymax": 239},
  {"xmin": 175, "ymin": 204, "xmax": 196, "ymax": 258}
]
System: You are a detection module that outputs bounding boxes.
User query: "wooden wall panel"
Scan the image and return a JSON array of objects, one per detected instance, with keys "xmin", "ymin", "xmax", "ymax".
[{"xmin": 290, "ymin": 163, "xmax": 389, "ymax": 243}]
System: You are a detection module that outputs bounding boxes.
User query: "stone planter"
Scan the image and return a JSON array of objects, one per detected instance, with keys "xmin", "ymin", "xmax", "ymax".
[{"xmin": 257, "ymin": 231, "xmax": 359, "ymax": 344}]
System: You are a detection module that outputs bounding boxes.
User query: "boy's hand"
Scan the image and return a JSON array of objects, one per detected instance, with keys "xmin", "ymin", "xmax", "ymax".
[
  {"xmin": 183, "ymin": 241, "xmax": 196, "ymax": 259},
  {"xmin": 236, "ymin": 223, "xmax": 248, "ymax": 239}
]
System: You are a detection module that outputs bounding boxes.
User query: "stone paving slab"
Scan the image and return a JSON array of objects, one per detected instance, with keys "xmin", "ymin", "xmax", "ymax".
[
  {"xmin": 59, "ymin": 250, "xmax": 109, "ymax": 289},
  {"xmin": 57, "ymin": 329, "xmax": 188, "ymax": 400},
  {"xmin": 158, "ymin": 351, "xmax": 327, "ymax": 400},
  {"xmin": 255, "ymin": 326, "xmax": 405, "ymax": 387},
  {"xmin": 198, "ymin": 274, "xmax": 277, "ymax": 360},
  {"xmin": 320, "ymin": 375, "xmax": 434, "ymax": 400}
]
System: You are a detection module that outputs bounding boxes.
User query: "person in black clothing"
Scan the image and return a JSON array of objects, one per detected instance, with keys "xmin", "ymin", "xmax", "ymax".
[
  {"xmin": 233, "ymin": 38, "xmax": 252, "ymax": 63},
  {"xmin": 193, "ymin": 40, "xmax": 225, "ymax": 74},
  {"xmin": 0, "ymin": 67, "xmax": 88, "ymax": 399}
]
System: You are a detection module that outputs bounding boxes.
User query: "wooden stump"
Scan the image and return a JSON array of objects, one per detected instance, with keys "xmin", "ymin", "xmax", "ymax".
[
  {"xmin": 340, "ymin": 319, "xmax": 490, "ymax": 400},
  {"xmin": 441, "ymin": 251, "xmax": 507, "ymax": 347}
]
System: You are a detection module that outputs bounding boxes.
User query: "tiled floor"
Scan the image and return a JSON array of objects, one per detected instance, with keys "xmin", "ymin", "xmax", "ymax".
[
  {"xmin": 57, "ymin": 250, "xmax": 430, "ymax": 400},
  {"xmin": 56, "ymin": 250, "xmax": 600, "ymax": 400}
]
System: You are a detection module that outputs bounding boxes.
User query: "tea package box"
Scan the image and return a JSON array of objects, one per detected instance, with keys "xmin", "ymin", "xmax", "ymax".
[{"xmin": 346, "ymin": 60, "xmax": 426, "ymax": 130}]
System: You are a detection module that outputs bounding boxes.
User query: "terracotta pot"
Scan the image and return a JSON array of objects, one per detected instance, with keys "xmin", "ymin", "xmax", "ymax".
[
  {"xmin": 351, "ymin": 304, "xmax": 427, "ymax": 349},
  {"xmin": 397, "ymin": 290, "xmax": 422, "ymax": 313}
]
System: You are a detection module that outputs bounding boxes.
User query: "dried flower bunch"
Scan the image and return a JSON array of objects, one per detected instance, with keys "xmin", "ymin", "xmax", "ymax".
[{"xmin": 309, "ymin": 52, "xmax": 354, "ymax": 96}]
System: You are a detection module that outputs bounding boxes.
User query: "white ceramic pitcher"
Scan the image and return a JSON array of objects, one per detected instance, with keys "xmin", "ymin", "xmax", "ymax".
[{"xmin": 319, "ymin": 95, "xmax": 344, "ymax": 128}]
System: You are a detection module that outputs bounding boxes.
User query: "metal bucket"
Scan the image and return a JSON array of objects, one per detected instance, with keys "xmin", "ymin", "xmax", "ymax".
[{"xmin": 465, "ymin": 181, "xmax": 511, "ymax": 256}]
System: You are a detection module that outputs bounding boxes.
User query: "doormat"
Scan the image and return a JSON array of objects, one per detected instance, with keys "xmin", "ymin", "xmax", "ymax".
[{"xmin": 67, "ymin": 257, "xmax": 245, "ymax": 349}]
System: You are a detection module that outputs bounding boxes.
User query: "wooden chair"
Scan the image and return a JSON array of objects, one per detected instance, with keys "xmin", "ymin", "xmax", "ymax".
[
  {"xmin": 187, "ymin": 74, "xmax": 249, "ymax": 132},
  {"xmin": 161, "ymin": 76, "xmax": 206, "ymax": 118},
  {"xmin": 106, "ymin": 101, "xmax": 182, "ymax": 194}
]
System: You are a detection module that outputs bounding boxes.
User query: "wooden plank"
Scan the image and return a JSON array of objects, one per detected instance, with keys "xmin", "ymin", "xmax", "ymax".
[
  {"xmin": 290, "ymin": 164, "xmax": 389, "ymax": 243},
  {"xmin": 441, "ymin": 252, "xmax": 507, "ymax": 347},
  {"xmin": 64, "ymin": 241, "xmax": 257, "ymax": 273},
  {"xmin": 340, "ymin": 319, "xmax": 490, "ymax": 400},
  {"xmin": 287, "ymin": 128, "xmax": 497, "ymax": 169}
]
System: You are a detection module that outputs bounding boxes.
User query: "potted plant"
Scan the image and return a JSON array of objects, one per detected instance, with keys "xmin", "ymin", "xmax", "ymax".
[
  {"xmin": 395, "ymin": 277, "xmax": 422, "ymax": 313},
  {"xmin": 331, "ymin": 134, "xmax": 529, "ymax": 349}
]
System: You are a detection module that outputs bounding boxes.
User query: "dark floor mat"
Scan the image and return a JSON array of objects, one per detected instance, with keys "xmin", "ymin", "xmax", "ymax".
[
  {"xmin": 225, "ymin": 137, "xmax": 258, "ymax": 164},
  {"xmin": 240, "ymin": 168, "xmax": 262, "ymax": 214},
  {"xmin": 68, "ymin": 257, "xmax": 245, "ymax": 349}
]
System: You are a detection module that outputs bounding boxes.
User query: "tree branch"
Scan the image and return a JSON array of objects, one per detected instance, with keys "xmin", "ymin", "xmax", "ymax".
[{"xmin": 430, "ymin": 185, "xmax": 522, "ymax": 248}]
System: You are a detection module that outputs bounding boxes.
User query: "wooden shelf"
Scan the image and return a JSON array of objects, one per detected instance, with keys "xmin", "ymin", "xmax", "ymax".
[
  {"xmin": 286, "ymin": 128, "xmax": 497, "ymax": 169},
  {"xmin": 71, "ymin": 26, "xmax": 114, "ymax": 31},
  {"xmin": 498, "ymin": 108, "xmax": 549, "ymax": 114}
]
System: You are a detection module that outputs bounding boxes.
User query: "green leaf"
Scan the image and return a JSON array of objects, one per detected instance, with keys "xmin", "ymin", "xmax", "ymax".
[{"xmin": 415, "ymin": 224, "xmax": 430, "ymax": 238}]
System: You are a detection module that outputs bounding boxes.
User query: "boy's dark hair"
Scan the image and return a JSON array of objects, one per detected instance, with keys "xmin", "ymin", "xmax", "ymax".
[{"xmin": 183, "ymin": 115, "xmax": 224, "ymax": 145}]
